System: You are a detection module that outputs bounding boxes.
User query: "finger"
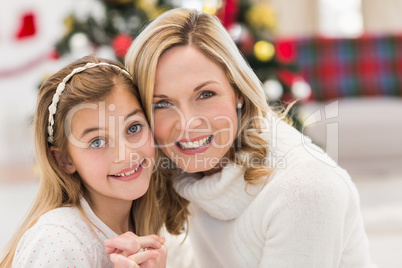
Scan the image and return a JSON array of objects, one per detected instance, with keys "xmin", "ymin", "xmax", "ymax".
[
  {"xmin": 106, "ymin": 232, "xmax": 138, "ymax": 244},
  {"xmin": 135, "ymin": 235, "xmax": 164, "ymax": 250},
  {"xmin": 105, "ymin": 234, "xmax": 141, "ymax": 255},
  {"xmin": 128, "ymin": 249, "xmax": 159, "ymax": 264},
  {"xmin": 156, "ymin": 245, "xmax": 168, "ymax": 267},
  {"xmin": 105, "ymin": 246, "xmax": 117, "ymax": 254},
  {"xmin": 160, "ymin": 244, "xmax": 168, "ymax": 256},
  {"xmin": 110, "ymin": 253, "xmax": 138, "ymax": 268},
  {"xmin": 105, "ymin": 233, "xmax": 164, "ymax": 256},
  {"xmin": 106, "ymin": 247, "xmax": 125, "ymax": 255}
]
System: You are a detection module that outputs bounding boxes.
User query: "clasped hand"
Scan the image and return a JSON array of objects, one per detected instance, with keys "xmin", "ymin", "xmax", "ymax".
[{"xmin": 105, "ymin": 232, "xmax": 167, "ymax": 268}]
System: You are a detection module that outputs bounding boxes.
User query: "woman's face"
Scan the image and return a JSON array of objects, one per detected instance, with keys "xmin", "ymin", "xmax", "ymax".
[{"xmin": 153, "ymin": 46, "xmax": 242, "ymax": 173}]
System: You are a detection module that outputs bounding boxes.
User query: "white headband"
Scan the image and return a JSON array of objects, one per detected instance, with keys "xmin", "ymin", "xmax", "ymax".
[{"xmin": 47, "ymin": 62, "xmax": 131, "ymax": 143}]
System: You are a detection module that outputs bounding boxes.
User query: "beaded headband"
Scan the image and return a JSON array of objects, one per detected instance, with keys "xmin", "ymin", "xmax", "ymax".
[{"xmin": 47, "ymin": 62, "xmax": 131, "ymax": 144}]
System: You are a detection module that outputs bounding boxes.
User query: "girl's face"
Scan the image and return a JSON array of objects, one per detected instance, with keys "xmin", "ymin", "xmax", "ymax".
[
  {"xmin": 153, "ymin": 46, "xmax": 242, "ymax": 174},
  {"xmin": 64, "ymin": 85, "xmax": 154, "ymax": 205}
]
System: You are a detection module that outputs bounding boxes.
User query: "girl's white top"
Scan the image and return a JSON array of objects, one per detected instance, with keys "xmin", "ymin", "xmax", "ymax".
[
  {"xmin": 172, "ymin": 116, "xmax": 377, "ymax": 268},
  {"xmin": 13, "ymin": 197, "xmax": 117, "ymax": 267}
]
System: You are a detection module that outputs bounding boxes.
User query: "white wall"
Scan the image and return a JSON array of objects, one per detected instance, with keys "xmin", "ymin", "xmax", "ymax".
[
  {"xmin": 362, "ymin": 0, "xmax": 402, "ymax": 34},
  {"xmin": 268, "ymin": 0, "xmax": 318, "ymax": 38},
  {"xmin": 0, "ymin": 0, "xmax": 73, "ymax": 165},
  {"xmin": 266, "ymin": 0, "xmax": 402, "ymax": 37}
]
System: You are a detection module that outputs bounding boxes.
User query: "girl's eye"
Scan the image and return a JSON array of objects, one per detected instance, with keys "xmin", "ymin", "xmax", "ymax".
[
  {"xmin": 89, "ymin": 138, "xmax": 106, "ymax": 148},
  {"xmin": 199, "ymin": 91, "xmax": 215, "ymax": 99},
  {"xmin": 128, "ymin": 123, "xmax": 142, "ymax": 134},
  {"xmin": 153, "ymin": 100, "xmax": 172, "ymax": 109}
]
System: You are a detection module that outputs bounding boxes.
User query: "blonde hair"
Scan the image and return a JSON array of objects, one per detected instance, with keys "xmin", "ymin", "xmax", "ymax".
[
  {"xmin": 125, "ymin": 8, "xmax": 275, "ymax": 235},
  {"xmin": 0, "ymin": 55, "xmax": 162, "ymax": 267}
]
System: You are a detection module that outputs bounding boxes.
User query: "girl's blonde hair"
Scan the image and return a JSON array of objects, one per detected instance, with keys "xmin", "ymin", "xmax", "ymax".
[
  {"xmin": 125, "ymin": 8, "xmax": 276, "ymax": 235},
  {"xmin": 0, "ymin": 55, "xmax": 162, "ymax": 267}
]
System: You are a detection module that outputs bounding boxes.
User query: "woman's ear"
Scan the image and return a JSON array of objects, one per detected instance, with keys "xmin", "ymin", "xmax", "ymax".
[
  {"xmin": 50, "ymin": 147, "xmax": 76, "ymax": 174},
  {"xmin": 237, "ymin": 94, "xmax": 244, "ymax": 107}
]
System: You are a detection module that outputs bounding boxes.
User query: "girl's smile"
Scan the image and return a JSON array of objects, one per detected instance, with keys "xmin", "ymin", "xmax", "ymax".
[{"xmin": 109, "ymin": 159, "xmax": 145, "ymax": 181}]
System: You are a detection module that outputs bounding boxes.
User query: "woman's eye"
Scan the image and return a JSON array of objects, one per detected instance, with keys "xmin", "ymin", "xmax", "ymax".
[
  {"xmin": 89, "ymin": 138, "xmax": 106, "ymax": 148},
  {"xmin": 199, "ymin": 91, "xmax": 215, "ymax": 99},
  {"xmin": 153, "ymin": 100, "xmax": 172, "ymax": 109},
  {"xmin": 128, "ymin": 124, "xmax": 142, "ymax": 134}
]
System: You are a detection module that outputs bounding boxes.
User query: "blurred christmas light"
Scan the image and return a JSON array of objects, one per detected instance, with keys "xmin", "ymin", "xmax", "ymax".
[
  {"xmin": 263, "ymin": 79, "xmax": 283, "ymax": 101},
  {"xmin": 112, "ymin": 33, "xmax": 133, "ymax": 59},
  {"xmin": 291, "ymin": 79, "xmax": 312, "ymax": 100},
  {"xmin": 181, "ymin": 0, "xmax": 204, "ymax": 11},
  {"xmin": 254, "ymin": 40, "xmax": 275, "ymax": 62},
  {"xmin": 69, "ymin": 32, "xmax": 93, "ymax": 57},
  {"xmin": 203, "ymin": 0, "xmax": 222, "ymax": 15},
  {"xmin": 245, "ymin": 4, "xmax": 276, "ymax": 31}
]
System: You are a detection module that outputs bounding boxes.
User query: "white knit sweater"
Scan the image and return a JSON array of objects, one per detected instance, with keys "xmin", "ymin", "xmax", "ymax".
[{"xmin": 172, "ymin": 117, "xmax": 376, "ymax": 268}]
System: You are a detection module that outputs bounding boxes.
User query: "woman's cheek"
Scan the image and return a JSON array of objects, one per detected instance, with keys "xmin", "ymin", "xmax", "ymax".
[{"xmin": 153, "ymin": 115, "xmax": 170, "ymax": 145}]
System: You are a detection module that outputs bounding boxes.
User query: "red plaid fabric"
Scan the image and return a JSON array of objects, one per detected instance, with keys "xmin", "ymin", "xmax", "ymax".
[{"xmin": 278, "ymin": 35, "xmax": 402, "ymax": 100}]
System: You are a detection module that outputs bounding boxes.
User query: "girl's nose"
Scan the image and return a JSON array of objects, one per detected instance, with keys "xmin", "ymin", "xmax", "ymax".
[{"xmin": 112, "ymin": 137, "xmax": 126, "ymax": 163}]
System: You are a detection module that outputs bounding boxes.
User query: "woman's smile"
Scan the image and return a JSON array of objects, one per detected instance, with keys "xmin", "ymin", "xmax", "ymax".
[{"xmin": 176, "ymin": 135, "xmax": 214, "ymax": 155}]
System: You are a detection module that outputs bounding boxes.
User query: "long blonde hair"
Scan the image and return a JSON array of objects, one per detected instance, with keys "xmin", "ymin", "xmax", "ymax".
[
  {"xmin": 0, "ymin": 56, "xmax": 162, "ymax": 267},
  {"xmin": 125, "ymin": 8, "xmax": 275, "ymax": 235}
]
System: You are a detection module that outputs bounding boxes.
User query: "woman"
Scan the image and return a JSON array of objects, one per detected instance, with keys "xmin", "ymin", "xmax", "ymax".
[{"xmin": 109, "ymin": 8, "xmax": 375, "ymax": 267}]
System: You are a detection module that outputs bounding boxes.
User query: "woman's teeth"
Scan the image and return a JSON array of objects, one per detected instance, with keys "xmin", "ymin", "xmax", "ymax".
[
  {"xmin": 114, "ymin": 165, "xmax": 140, "ymax": 177},
  {"xmin": 177, "ymin": 135, "xmax": 212, "ymax": 149}
]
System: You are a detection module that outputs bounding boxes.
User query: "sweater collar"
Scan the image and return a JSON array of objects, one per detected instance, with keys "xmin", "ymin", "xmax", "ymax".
[
  {"xmin": 173, "ymin": 163, "xmax": 263, "ymax": 221},
  {"xmin": 172, "ymin": 116, "xmax": 304, "ymax": 221}
]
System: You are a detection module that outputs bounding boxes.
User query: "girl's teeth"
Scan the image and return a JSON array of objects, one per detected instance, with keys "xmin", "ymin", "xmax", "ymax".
[{"xmin": 115, "ymin": 165, "xmax": 140, "ymax": 177}]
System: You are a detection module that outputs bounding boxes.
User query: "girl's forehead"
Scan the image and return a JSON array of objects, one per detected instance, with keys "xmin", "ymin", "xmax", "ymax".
[
  {"xmin": 68, "ymin": 93, "xmax": 146, "ymax": 137},
  {"xmin": 73, "ymin": 86, "xmax": 143, "ymax": 118},
  {"xmin": 108, "ymin": 84, "xmax": 141, "ymax": 102}
]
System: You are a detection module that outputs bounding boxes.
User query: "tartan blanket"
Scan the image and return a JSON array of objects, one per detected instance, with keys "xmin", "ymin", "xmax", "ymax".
[{"xmin": 283, "ymin": 35, "xmax": 402, "ymax": 100}]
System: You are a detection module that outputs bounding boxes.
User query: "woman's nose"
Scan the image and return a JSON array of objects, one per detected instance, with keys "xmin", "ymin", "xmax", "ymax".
[{"xmin": 174, "ymin": 106, "xmax": 203, "ymax": 131}]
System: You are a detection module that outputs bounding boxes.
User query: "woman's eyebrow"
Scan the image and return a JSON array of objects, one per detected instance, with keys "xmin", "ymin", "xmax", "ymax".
[
  {"xmin": 194, "ymin": 80, "xmax": 218, "ymax": 92},
  {"xmin": 153, "ymin": 80, "xmax": 219, "ymax": 98},
  {"xmin": 153, "ymin": 94, "xmax": 169, "ymax": 98}
]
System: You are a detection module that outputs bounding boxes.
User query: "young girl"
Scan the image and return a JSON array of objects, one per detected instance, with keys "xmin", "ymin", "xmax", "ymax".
[{"xmin": 0, "ymin": 56, "xmax": 166, "ymax": 267}]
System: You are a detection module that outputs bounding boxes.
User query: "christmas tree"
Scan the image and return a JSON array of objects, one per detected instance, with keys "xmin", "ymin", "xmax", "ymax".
[{"xmin": 54, "ymin": 0, "xmax": 311, "ymax": 128}]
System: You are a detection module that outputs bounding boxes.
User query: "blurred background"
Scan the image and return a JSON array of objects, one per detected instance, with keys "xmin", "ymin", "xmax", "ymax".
[{"xmin": 1, "ymin": 0, "xmax": 402, "ymax": 266}]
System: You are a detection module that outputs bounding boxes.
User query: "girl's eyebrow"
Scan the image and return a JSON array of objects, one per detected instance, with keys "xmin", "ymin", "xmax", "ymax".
[
  {"xmin": 124, "ymin": 108, "xmax": 142, "ymax": 120},
  {"xmin": 153, "ymin": 80, "xmax": 219, "ymax": 98},
  {"xmin": 80, "ymin": 127, "xmax": 105, "ymax": 139},
  {"xmin": 79, "ymin": 109, "xmax": 143, "ymax": 139}
]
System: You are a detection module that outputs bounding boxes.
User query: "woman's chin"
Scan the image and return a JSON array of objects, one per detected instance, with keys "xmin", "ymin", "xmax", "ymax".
[{"xmin": 178, "ymin": 162, "xmax": 224, "ymax": 176}]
